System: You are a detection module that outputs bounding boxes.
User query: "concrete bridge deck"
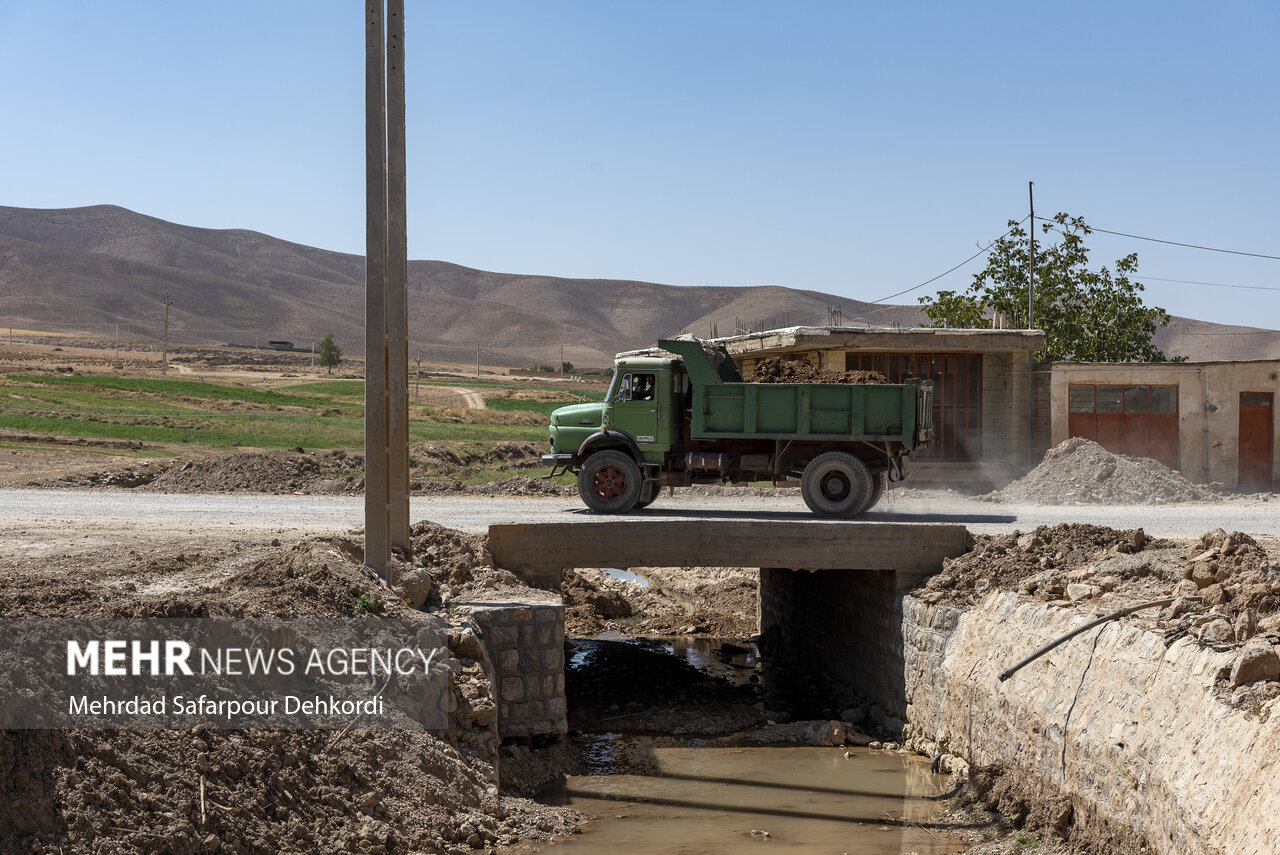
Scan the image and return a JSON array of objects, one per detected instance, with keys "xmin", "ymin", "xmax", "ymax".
[{"xmin": 488, "ymin": 520, "xmax": 970, "ymax": 577}]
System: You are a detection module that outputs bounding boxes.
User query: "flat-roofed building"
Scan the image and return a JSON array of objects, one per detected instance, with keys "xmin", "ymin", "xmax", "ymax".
[
  {"xmin": 1049, "ymin": 360, "xmax": 1279, "ymax": 491},
  {"xmin": 719, "ymin": 326, "xmax": 1045, "ymax": 491}
]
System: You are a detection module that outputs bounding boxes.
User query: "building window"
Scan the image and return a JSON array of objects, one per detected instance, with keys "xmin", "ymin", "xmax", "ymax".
[
  {"xmin": 845, "ymin": 352, "xmax": 982, "ymax": 461},
  {"xmin": 1067, "ymin": 383, "xmax": 1179, "ymax": 470}
]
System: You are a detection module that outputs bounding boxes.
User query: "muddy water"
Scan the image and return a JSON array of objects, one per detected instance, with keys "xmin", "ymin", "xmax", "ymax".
[
  {"xmin": 510, "ymin": 744, "xmax": 969, "ymax": 854},
  {"xmin": 582, "ymin": 634, "xmax": 759, "ymax": 686}
]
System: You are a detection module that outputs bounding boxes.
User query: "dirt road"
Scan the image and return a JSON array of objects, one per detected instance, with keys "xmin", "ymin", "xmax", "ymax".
[{"xmin": 2, "ymin": 488, "xmax": 1277, "ymax": 542}]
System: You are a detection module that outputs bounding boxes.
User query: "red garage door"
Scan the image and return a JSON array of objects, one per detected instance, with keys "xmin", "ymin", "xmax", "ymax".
[{"xmin": 1069, "ymin": 383, "xmax": 1179, "ymax": 469}]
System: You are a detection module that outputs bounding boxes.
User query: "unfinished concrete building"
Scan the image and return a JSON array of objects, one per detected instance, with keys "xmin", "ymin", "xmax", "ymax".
[{"xmin": 1047, "ymin": 359, "xmax": 1279, "ymax": 490}]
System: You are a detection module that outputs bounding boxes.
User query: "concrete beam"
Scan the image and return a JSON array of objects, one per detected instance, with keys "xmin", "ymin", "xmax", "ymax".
[
  {"xmin": 487, "ymin": 521, "xmax": 970, "ymax": 573},
  {"xmin": 718, "ymin": 326, "xmax": 1044, "ymax": 356}
]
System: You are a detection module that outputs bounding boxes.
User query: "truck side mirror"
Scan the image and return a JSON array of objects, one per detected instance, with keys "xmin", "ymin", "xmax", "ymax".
[{"xmin": 618, "ymin": 373, "xmax": 634, "ymax": 402}]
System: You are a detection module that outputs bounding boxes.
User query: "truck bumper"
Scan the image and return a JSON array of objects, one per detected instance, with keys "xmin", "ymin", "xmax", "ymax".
[{"xmin": 540, "ymin": 453, "xmax": 575, "ymax": 479}]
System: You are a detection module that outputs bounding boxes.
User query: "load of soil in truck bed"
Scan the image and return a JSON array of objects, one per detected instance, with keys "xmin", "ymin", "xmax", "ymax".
[{"xmin": 749, "ymin": 357, "xmax": 889, "ymax": 385}]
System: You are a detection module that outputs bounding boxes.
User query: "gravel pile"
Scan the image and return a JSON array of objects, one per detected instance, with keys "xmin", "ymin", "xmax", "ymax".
[{"xmin": 990, "ymin": 437, "xmax": 1218, "ymax": 505}]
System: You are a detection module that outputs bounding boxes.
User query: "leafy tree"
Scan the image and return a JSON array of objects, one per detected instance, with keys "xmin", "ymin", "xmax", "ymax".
[
  {"xmin": 561, "ymin": 361, "xmax": 574, "ymax": 374},
  {"xmin": 919, "ymin": 213, "xmax": 1179, "ymax": 362},
  {"xmin": 317, "ymin": 332, "xmax": 343, "ymax": 375}
]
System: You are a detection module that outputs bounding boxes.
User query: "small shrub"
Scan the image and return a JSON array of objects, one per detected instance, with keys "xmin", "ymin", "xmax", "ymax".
[
  {"xmin": 354, "ymin": 593, "xmax": 382, "ymax": 615},
  {"xmin": 297, "ymin": 552, "xmax": 317, "ymax": 575}
]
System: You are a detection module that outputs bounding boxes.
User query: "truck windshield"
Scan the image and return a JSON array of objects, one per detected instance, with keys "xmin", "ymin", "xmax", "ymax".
[{"xmin": 605, "ymin": 370, "xmax": 623, "ymax": 402}]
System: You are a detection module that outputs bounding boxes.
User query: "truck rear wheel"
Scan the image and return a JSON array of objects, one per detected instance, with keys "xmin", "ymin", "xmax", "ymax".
[
  {"xmin": 800, "ymin": 452, "xmax": 873, "ymax": 518},
  {"xmin": 578, "ymin": 450, "xmax": 642, "ymax": 513},
  {"xmin": 864, "ymin": 471, "xmax": 886, "ymax": 511}
]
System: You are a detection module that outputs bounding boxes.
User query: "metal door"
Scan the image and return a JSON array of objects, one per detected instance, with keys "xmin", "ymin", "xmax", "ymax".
[{"xmin": 1238, "ymin": 392, "xmax": 1273, "ymax": 491}]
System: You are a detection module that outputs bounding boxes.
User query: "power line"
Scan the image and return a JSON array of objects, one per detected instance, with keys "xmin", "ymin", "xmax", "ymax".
[
  {"xmin": 869, "ymin": 216, "xmax": 1030, "ymax": 305},
  {"xmin": 1140, "ymin": 275, "xmax": 1280, "ymax": 293},
  {"xmin": 1082, "ymin": 225, "xmax": 1280, "ymax": 261}
]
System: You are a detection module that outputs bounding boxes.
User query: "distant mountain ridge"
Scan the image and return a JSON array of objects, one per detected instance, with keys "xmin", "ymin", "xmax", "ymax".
[{"xmin": 1, "ymin": 205, "xmax": 1275, "ymax": 367}]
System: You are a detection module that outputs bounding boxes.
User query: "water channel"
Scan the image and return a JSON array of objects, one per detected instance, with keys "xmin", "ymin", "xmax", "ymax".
[
  {"xmin": 507, "ymin": 742, "xmax": 968, "ymax": 854},
  {"xmin": 507, "ymin": 628, "xmax": 972, "ymax": 854}
]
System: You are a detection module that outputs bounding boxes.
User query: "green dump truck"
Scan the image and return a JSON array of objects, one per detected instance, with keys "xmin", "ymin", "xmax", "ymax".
[{"xmin": 541, "ymin": 338, "xmax": 934, "ymax": 518}]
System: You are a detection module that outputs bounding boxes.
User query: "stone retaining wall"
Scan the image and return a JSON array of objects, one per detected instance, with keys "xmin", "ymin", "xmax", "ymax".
[
  {"xmin": 901, "ymin": 591, "xmax": 1280, "ymax": 855},
  {"xmin": 452, "ymin": 597, "xmax": 567, "ymax": 742}
]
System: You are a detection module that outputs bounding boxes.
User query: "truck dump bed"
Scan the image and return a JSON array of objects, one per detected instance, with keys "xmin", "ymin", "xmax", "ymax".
[{"xmin": 659, "ymin": 339, "xmax": 932, "ymax": 448}]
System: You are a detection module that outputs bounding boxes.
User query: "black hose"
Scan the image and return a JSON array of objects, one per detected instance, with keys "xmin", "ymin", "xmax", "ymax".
[{"xmin": 997, "ymin": 596, "xmax": 1198, "ymax": 683}]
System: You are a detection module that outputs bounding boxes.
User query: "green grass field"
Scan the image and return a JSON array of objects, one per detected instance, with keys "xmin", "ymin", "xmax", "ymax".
[{"xmin": 0, "ymin": 373, "xmax": 598, "ymax": 454}]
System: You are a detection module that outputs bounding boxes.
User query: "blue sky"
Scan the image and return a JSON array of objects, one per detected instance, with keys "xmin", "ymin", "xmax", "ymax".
[{"xmin": 1, "ymin": 1, "xmax": 1277, "ymax": 329}]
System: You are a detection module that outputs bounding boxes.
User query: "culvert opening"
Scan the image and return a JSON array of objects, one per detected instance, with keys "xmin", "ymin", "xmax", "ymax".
[{"xmin": 527, "ymin": 563, "xmax": 973, "ymax": 854}]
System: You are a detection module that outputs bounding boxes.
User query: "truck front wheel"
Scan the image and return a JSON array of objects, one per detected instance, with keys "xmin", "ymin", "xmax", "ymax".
[
  {"xmin": 800, "ymin": 452, "xmax": 873, "ymax": 518},
  {"xmin": 578, "ymin": 450, "xmax": 642, "ymax": 513}
]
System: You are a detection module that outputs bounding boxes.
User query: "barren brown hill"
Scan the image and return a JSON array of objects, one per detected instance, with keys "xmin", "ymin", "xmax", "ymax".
[{"xmin": 2, "ymin": 204, "xmax": 1275, "ymax": 367}]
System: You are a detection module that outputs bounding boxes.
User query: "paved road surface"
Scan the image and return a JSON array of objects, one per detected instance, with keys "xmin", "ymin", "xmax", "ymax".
[{"xmin": 1, "ymin": 488, "xmax": 1276, "ymax": 541}]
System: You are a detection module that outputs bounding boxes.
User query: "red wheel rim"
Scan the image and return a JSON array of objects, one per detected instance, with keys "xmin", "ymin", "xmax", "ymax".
[{"xmin": 593, "ymin": 465, "xmax": 626, "ymax": 499}]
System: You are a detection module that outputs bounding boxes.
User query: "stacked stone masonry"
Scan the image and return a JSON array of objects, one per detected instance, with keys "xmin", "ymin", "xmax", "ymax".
[
  {"xmin": 902, "ymin": 591, "xmax": 1280, "ymax": 855},
  {"xmin": 759, "ymin": 566, "xmax": 924, "ymax": 734},
  {"xmin": 452, "ymin": 599, "xmax": 567, "ymax": 741}
]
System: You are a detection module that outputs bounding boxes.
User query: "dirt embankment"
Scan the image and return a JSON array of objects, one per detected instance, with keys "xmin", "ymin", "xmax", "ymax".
[
  {"xmin": 33, "ymin": 443, "xmax": 577, "ymax": 497},
  {"xmin": 560, "ymin": 567, "xmax": 758, "ymax": 638},
  {"xmin": 910, "ymin": 522, "xmax": 1280, "ymax": 853},
  {"xmin": 990, "ymin": 437, "xmax": 1220, "ymax": 504},
  {"xmin": 0, "ymin": 522, "xmax": 582, "ymax": 854},
  {"xmin": 750, "ymin": 357, "xmax": 888, "ymax": 385}
]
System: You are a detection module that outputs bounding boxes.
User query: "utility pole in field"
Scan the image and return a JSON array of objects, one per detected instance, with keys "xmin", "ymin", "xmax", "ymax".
[
  {"xmin": 114, "ymin": 324, "xmax": 119, "ymax": 363},
  {"xmin": 475, "ymin": 345, "xmax": 480, "ymax": 378},
  {"xmin": 162, "ymin": 294, "xmax": 170, "ymax": 374},
  {"xmin": 415, "ymin": 353, "xmax": 421, "ymax": 402},
  {"xmin": 364, "ymin": 0, "xmax": 409, "ymax": 579}
]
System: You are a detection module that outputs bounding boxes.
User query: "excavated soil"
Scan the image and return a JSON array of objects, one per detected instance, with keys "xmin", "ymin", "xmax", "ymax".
[
  {"xmin": 913, "ymin": 525, "xmax": 1280, "ymax": 854},
  {"xmin": 0, "ymin": 728, "xmax": 578, "ymax": 855},
  {"xmin": 750, "ymin": 357, "xmax": 888, "ymax": 384},
  {"xmin": 419, "ymin": 476, "xmax": 574, "ymax": 498},
  {"xmin": 918, "ymin": 522, "xmax": 1280, "ymax": 721},
  {"xmin": 990, "ymin": 437, "xmax": 1220, "ymax": 505},
  {"xmin": 0, "ymin": 523, "xmax": 583, "ymax": 854},
  {"xmin": 32, "ymin": 443, "xmax": 574, "ymax": 497},
  {"xmin": 560, "ymin": 567, "xmax": 758, "ymax": 637},
  {"xmin": 944, "ymin": 762, "xmax": 1151, "ymax": 855}
]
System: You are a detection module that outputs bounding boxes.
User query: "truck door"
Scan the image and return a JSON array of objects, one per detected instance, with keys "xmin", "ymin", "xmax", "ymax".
[{"xmin": 615, "ymin": 369, "xmax": 673, "ymax": 459}]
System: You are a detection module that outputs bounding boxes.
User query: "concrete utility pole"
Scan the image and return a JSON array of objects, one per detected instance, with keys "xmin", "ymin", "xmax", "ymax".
[
  {"xmin": 1027, "ymin": 180, "xmax": 1036, "ymax": 471},
  {"xmin": 162, "ymin": 294, "xmax": 170, "ymax": 374},
  {"xmin": 364, "ymin": 0, "xmax": 410, "ymax": 578},
  {"xmin": 415, "ymin": 353, "xmax": 421, "ymax": 402}
]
